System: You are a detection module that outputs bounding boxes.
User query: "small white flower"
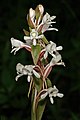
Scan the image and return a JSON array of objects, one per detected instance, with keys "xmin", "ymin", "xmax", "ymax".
[
  {"xmin": 10, "ymin": 38, "xmax": 24, "ymax": 55},
  {"xmin": 50, "ymin": 52, "xmax": 65, "ymax": 66},
  {"xmin": 10, "ymin": 37, "xmax": 31, "ymax": 55},
  {"xmin": 41, "ymin": 85, "xmax": 64, "ymax": 104},
  {"xmin": 41, "ymin": 13, "xmax": 58, "ymax": 33},
  {"xmin": 44, "ymin": 41, "xmax": 63, "ymax": 59},
  {"xmin": 15, "ymin": 63, "xmax": 40, "ymax": 82},
  {"xmin": 24, "ymin": 29, "xmax": 43, "ymax": 46}
]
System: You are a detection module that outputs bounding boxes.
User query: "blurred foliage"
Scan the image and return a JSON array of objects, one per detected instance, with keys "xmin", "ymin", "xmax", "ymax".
[{"xmin": 0, "ymin": 0, "xmax": 80, "ymax": 120}]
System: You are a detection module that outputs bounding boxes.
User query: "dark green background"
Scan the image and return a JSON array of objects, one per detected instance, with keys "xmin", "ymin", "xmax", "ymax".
[{"xmin": 0, "ymin": 0, "xmax": 80, "ymax": 120}]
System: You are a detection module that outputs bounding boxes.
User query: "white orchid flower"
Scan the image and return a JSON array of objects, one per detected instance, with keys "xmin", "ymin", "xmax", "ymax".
[
  {"xmin": 15, "ymin": 63, "xmax": 40, "ymax": 82},
  {"xmin": 10, "ymin": 37, "xmax": 31, "ymax": 55},
  {"xmin": 50, "ymin": 53, "xmax": 65, "ymax": 66},
  {"xmin": 41, "ymin": 85, "xmax": 64, "ymax": 104},
  {"xmin": 24, "ymin": 29, "xmax": 43, "ymax": 46},
  {"xmin": 40, "ymin": 12, "xmax": 58, "ymax": 33},
  {"xmin": 44, "ymin": 41, "xmax": 63, "ymax": 59}
]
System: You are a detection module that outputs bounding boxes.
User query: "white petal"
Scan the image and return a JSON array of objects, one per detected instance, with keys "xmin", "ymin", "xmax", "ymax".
[
  {"xmin": 56, "ymin": 46, "xmax": 63, "ymax": 51},
  {"xmin": 29, "ymin": 8, "xmax": 35, "ymax": 18},
  {"xmin": 57, "ymin": 93, "xmax": 64, "ymax": 98},
  {"xmin": 53, "ymin": 85, "xmax": 57, "ymax": 89},
  {"xmin": 47, "ymin": 21, "xmax": 56, "ymax": 24},
  {"xmin": 56, "ymin": 54, "xmax": 62, "ymax": 62},
  {"xmin": 33, "ymin": 70, "xmax": 40, "ymax": 78},
  {"xmin": 27, "ymin": 75, "xmax": 31, "ymax": 82},
  {"xmin": 42, "ymin": 13, "xmax": 49, "ymax": 23},
  {"xmin": 10, "ymin": 48, "xmax": 17, "ymax": 53},
  {"xmin": 50, "ymin": 16, "xmax": 56, "ymax": 20},
  {"xmin": 16, "ymin": 63, "xmax": 24, "ymax": 73},
  {"xmin": 15, "ymin": 74, "xmax": 23, "ymax": 81},
  {"xmin": 50, "ymin": 53, "xmax": 56, "ymax": 58},
  {"xmin": 24, "ymin": 36, "xmax": 31, "ymax": 40},
  {"xmin": 47, "ymin": 87, "xmax": 54, "ymax": 94},
  {"xmin": 33, "ymin": 39, "xmax": 36, "ymax": 46},
  {"xmin": 50, "ymin": 97, "xmax": 54, "ymax": 104},
  {"xmin": 10, "ymin": 37, "xmax": 24, "ymax": 47},
  {"xmin": 44, "ymin": 51, "xmax": 48, "ymax": 59},
  {"xmin": 56, "ymin": 62, "xmax": 65, "ymax": 66},
  {"xmin": 37, "ymin": 34, "xmax": 44, "ymax": 39},
  {"xmin": 14, "ymin": 47, "xmax": 21, "ymax": 55},
  {"xmin": 47, "ymin": 28, "xmax": 58, "ymax": 31}
]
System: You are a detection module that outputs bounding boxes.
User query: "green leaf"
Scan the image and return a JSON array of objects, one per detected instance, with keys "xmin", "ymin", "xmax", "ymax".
[
  {"xmin": 46, "ymin": 78, "xmax": 52, "ymax": 87},
  {"xmin": 36, "ymin": 99, "xmax": 46, "ymax": 120},
  {"xmin": 34, "ymin": 77, "xmax": 43, "ymax": 92},
  {"xmin": 31, "ymin": 45, "xmax": 41, "ymax": 65}
]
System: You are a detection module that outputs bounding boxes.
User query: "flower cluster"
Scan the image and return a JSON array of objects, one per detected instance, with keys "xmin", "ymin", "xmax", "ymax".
[{"xmin": 10, "ymin": 5, "xmax": 65, "ymax": 117}]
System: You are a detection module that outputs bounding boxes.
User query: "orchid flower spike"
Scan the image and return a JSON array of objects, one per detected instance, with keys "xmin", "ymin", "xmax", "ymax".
[
  {"xmin": 41, "ymin": 85, "xmax": 64, "ymax": 104},
  {"xmin": 15, "ymin": 63, "xmax": 40, "ymax": 82},
  {"xmin": 24, "ymin": 29, "xmax": 43, "ymax": 46},
  {"xmin": 44, "ymin": 41, "xmax": 63, "ymax": 59}
]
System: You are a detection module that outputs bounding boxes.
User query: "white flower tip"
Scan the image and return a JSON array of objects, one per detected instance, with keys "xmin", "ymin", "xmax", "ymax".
[
  {"xmin": 62, "ymin": 62, "xmax": 65, "ymax": 67},
  {"xmin": 55, "ymin": 28, "xmax": 58, "ymax": 31},
  {"xmin": 24, "ymin": 36, "xmax": 27, "ymax": 40},
  {"xmin": 29, "ymin": 8, "xmax": 35, "ymax": 18},
  {"xmin": 53, "ymin": 85, "xmax": 57, "ymax": 89},
  {"xmin": 15, "ymin": 76, "xmax": 18, "ymax": 81},
  {"xmin": 50, "ymin": 41, "xmax": 53, "ymax": 44},
  {"xmin": 14, "ymin": 51, "xmax": 16, "ymax": 55},
  {"xmin": 33, "ymin": 39, "xmax": 36, "ymax": 46},
  {"xmin": 57, "ymin": 46, "xmax": 63, "ymax": 50},
  {"xmin": 38, "ymin": 4, "xmax": 44, "ymax": 14},
  {"xmin": 57, "ymin": 93, "xmax": 64, "ymax": 98},
  {"xmin": 10, "ymin": 37, "xmax": 14, "ymax": 41},
  {"xmin": 27, "ymin": 75, "xmax": 31, "ymax": 82},
  {"xmin": 50, "ymin": 97, "xmax": 54, "ymax": 104}
]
